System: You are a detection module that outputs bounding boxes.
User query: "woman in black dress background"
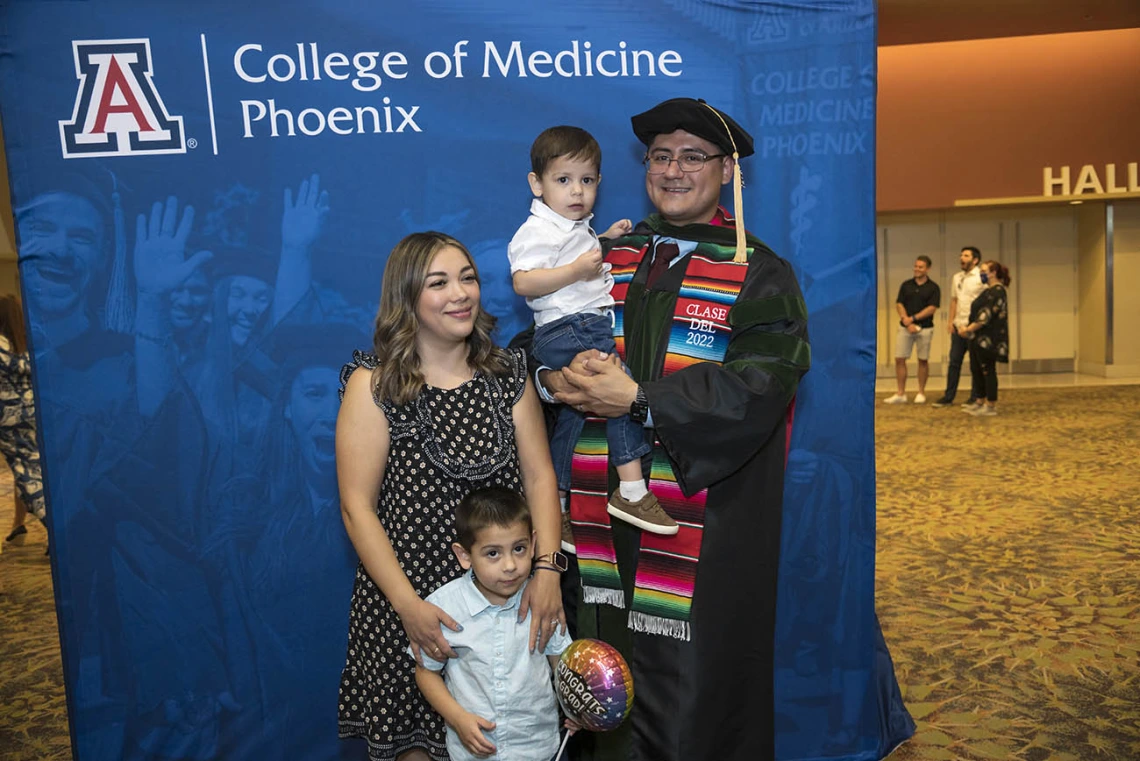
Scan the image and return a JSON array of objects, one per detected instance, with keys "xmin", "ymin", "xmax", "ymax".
[
  {"xmin": 960, "ymin": 260, "xmax": 1010, "ymax": 417},
  {"xmin": 0, "ymin": 294, "xmax": 46, "ymax": 544}
]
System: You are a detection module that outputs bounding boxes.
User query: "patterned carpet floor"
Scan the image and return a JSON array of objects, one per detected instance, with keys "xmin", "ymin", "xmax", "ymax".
[
  {"xmin": 1, "ymin": 385, "xmax": 1138, "ymax": 761},
  {"xmin": 879, "ymin": 385, "xmax": 1140, "ymax": 761},
  {"xmin": 0, "ymin": 483, "xmax": 68, "ymax": 761}
]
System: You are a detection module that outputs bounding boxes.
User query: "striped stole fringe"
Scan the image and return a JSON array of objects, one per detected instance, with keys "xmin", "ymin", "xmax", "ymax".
[{"xmin": 628, "ymin": 444, "xmax": 706, "ymax": 640}]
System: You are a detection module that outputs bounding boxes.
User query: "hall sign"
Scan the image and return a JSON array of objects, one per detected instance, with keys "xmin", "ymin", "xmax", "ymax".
[{"xmin": 1044, "ymin": 162, "xmax": 1139, "ymax": 197}]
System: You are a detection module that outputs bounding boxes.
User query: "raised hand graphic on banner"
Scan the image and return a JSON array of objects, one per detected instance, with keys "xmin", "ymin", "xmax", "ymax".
[
  {"xmin": 282, "ymin": 173, "xmax": 330, "ymax": 251},
  {"xmin": 135, "ymin": 197, "xmax": 211, "ymax": 296},
  {"xmin": 277, "ymin": 173, "xmax": 330, "ymax": 323},
  {"xmin": 134, "ymin": 196, "xmax": 211, "ymax": 417}
]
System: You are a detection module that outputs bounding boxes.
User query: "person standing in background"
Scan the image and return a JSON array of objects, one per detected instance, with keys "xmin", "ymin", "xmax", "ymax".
[
  {"xmin": 932, "ymin": 247, "xmax": 985, "ymax": 407},
  {"xmin": 882, "ymin": 256, "xmax": 939, "ymax": 404},
  {"xmin": 0, "ymin": 294, "xmax": 46, "ymax": 543},
  {"xmin": 961, "ymin": 260, "xmax": 1011, "ymax": 417}
]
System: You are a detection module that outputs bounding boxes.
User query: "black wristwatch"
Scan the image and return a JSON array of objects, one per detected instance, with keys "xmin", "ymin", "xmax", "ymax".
[{"xmin": 629, "ymin": 385, "xmax": 649, "ymax": 424}]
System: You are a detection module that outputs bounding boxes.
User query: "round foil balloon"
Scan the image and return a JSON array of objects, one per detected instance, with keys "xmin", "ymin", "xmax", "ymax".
[{"xmin": 555, "ymin": 638, "xmax": 634, "ymax": 732}]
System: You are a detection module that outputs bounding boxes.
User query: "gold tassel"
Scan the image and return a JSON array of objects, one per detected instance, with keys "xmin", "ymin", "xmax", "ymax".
[
  {"xmin": 731, "ymin": 158, "xmax": 747, "ymax": 263},
  {"xmin": 700, "ymin": 102, "xmax": 749, "ymax": 263}
]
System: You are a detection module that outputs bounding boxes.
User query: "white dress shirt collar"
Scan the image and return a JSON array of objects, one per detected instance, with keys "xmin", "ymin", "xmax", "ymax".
[{"xmin": 529, "ymin": 197, "xmax": 593, "ymax": 233}]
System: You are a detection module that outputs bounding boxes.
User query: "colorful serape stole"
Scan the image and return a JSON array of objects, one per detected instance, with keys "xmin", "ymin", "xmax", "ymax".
[
  {"xmin": 627, "ymin": 447, "xmax": 707, "ymax": 639},
  {"xmin": 569, "ymin": 416, "xmax": 624, "ymax": 607},
  {"xmin": 568, "ymin": 238, "xmax": 749, "ymax": 640},
  {"xmin": 569, "ymin": 239, "xmax": 643, "ymax": 608}
]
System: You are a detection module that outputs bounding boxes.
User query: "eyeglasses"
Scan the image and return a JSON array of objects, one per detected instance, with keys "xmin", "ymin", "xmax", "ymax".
[{"xmin": 643, "ymin": 152, "xmax": 727, "ymax": 174}]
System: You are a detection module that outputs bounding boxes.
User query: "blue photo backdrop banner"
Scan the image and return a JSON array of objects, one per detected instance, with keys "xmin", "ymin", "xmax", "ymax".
[{"xmin": 0, "ymin": 1, "xmax": 912, "ymax": 759}]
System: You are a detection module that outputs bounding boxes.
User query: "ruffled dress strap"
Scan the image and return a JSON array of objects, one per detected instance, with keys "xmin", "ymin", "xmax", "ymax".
[
  {"xmin": 500, "ymin": 347, "xmax": 528, "ymax": 406},
  {"xmin": 339, "ymin": 349, "xmax": 389, "ymax": 410}
]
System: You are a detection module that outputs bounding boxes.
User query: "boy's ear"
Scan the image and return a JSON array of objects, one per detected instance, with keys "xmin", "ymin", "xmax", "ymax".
[
  {"xmin": 527, "ymin": 171, "xmax": 544, "ymax": 198},
  {"xmin": 452, "ymin": 542, "xmax": 472, "ymax": 570}
]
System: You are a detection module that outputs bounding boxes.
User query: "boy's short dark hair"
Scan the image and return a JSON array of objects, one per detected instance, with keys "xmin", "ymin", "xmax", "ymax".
[
  {"xmin": 530, "ymin": 126, "xmax": 602, "ymax": 177},
  {"xmin": 916, "ymin": 255, "xmax": 932, "ymax": 267},
  {"xmin": 454, "ymin": 487, "xmax": 532, "ymax": 550}
]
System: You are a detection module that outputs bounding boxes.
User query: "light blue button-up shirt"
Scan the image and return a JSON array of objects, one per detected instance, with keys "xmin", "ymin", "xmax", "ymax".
[{"xmin": 414, "ymin": 571, "xmax": 571, "ymax": 761}]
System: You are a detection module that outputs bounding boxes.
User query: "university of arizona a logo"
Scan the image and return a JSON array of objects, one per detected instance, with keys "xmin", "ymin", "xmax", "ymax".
[{"xmin": 59, "ymin": 39, "xmax": 185, "ymax": 158}]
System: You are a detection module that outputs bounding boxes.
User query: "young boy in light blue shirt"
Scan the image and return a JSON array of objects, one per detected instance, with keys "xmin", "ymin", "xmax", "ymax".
[{"xmin": 412, "ymin": 487, "xmax": 572, "ymax": 761}]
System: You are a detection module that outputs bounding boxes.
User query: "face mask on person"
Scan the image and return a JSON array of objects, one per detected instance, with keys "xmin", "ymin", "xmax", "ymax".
[{"xmin": 980, "ymin": 272, "xmax": 989, "ymax": 284}]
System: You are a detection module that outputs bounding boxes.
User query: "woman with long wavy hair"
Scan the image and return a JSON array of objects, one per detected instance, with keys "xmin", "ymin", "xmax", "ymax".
[
  {"xmin": 336, "ymin": 231, "xmax": 564, "ymax": 761},
  {"xmin": 0, "ymin": 294, "xmax": 46, "ymax": 544}
]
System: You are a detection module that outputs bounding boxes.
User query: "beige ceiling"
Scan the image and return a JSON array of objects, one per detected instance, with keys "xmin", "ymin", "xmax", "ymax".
[{"xmin": 878, "ymin": 0, "xmax": 1140, "ymax": 45}]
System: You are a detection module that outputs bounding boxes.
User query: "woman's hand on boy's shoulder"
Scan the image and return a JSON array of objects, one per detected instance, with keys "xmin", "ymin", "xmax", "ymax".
[{"xmin": 401, "ymin": 598, "xmax": 461, "ymax": 665}]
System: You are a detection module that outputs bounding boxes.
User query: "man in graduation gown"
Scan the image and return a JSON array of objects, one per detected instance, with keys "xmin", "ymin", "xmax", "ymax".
[{"xmin": 541, "ymin": 98, "xmax": 810, "ymax": 761}]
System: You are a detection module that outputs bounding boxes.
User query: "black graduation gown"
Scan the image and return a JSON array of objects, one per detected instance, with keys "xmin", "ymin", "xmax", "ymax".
[{"xmin": 567, "ymin": 215, "xmax": 810, "ymax": 761}]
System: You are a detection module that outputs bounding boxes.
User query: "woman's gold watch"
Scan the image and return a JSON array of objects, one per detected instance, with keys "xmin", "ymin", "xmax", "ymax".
[{"xmin": 534, "ymin": 551, "xmax": 569, "ymax": 572}]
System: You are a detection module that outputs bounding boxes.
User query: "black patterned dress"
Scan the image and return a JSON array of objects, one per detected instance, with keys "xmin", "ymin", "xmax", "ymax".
[{"xmin": 337, "ymin": 348, "xmax": 526, "ymax": 761}]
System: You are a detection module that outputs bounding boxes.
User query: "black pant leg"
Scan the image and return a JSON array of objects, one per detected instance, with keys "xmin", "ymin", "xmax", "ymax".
[
  {"xmin": 967, "ymin": 345, "xmax": 983, "ymax": 401},
  {"xmin": 982, "ymin": 356, "xmax": 998, "ymax": 402},
  {"xmin": 944, "ymin": 332, "xmax": 966, "ymax": 400}
]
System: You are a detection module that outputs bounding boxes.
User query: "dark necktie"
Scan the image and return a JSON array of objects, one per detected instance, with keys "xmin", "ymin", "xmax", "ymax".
[{"xmin": 647, "ymin": 240, "xmax": 679, "ymax": 288}]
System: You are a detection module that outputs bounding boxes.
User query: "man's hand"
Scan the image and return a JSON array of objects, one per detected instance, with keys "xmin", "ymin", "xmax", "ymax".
[
  {"xmin": 538, "ymin": 350, "xmax": 606, "ymax": 402},
  {"xmin": 599, "ymin": 219, "xmax": 633, "ymax": 239},
  {"xmin": 901, "ymin": 315, "xmax": 913, "ymax": 327},
  {"xmin": 557, "ymin": 353, "xmax": 637, "ymax": 418},
  {"xmin": 453, "ymin": 711, "xmax": 497, "ymax": 757},
  {"xmin": 538, "ymin": 368, "xmax": 569, "ymax": 399},
  {"xmin": 567, "ymin": 349, "xmax": 606, "ymax": 376},
  {"xmin": 907, "ymin": 323, "xmax": 920, "ymax": 334},
  {"xmin": 572, "ymin": 248, "xmax": 604, "ymax": 281}
]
